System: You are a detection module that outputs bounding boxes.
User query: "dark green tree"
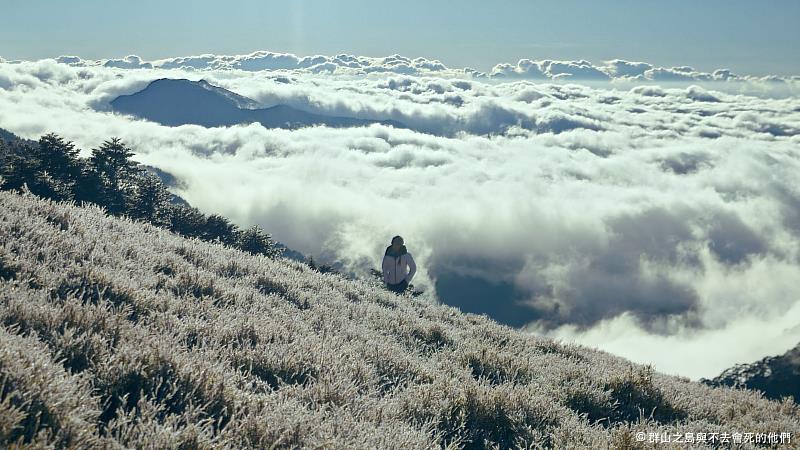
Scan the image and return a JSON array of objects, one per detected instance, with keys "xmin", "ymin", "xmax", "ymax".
[
  {"xmin": 167, "ymin": 205, "xmax": 208, "ymax": 238},
  {"xmin": 73, "ymin": 160, "xmax": 105, "ymax": 206},
  {"xmin": 237, "ymin": 225, "xmax": 277, "ymax": 256},
  {"xmin": 89, "ymin": 138, "xmax": 139, "ymax": 214},
  {"xmin": 31, "ymin": 170, "xmax": 73, "ymax": 201},
  {"xmin": 0, "ymin": 141, "xmax": 39, "ymax": 192},
  {"xmin": 128, "ymin": 172, "xmax": 171, "ymax": 225},
  {"xmin": 1, "ymin": 132, "xmax": 292, "ymax": 263},
  {"xmin": 203, "ymin": 214, "xmax": 239, "ymax": 246},
  {"xmin": 35, "ymin": 133, "xmax": 82, "ymax": 184}
]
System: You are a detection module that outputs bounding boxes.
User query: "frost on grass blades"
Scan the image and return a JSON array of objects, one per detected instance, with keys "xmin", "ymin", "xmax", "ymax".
[
  {"xmin": 1, "ymin": 52, "xmax": 800, "ymax": 382},
  {"xmin": 3, "ymin": 13, "xmax": 800, "ymax": 443},
  {"xmin": 0, "ymin": 190, "xmax": 798, "ymax": 448}
]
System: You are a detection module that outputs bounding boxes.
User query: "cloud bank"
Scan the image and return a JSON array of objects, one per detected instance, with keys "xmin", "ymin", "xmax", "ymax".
[
  {"xmin": 16, "ymin": 50, "xmax": 796, "ymax": 91},
  {"xmin": 1, "ymin": 55, "xmax": 799, "ymax": 380}
]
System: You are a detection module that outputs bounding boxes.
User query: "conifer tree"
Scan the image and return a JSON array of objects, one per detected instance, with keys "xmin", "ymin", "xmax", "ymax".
[
  {"xmin": 128, "ymin": 172, "xmax": 171, "ymax": 225},
  {"xmin": 0, "ymin": 141, "xmax": 39, "ymax": 191},
  {"xmin": 237, "ymin": 225, "xmax": 279, "ymax": 256},
  {"xmin": 74, "ymin": 160, "xmax": 105, "ymax": 206},
  {"xmin": 89, "ymin": 138, "xmax": 139, "ymax": 214},
  {"xmin": 203, "ymin": 214, "xmax": 239, "ymax": 246},
  {"xmin": 36, "ymin": 133, "xmax": 81, "ymax": 183},
  {"xmin": 167, "ymin": 205, "xmax": 208, "ymax": 238},
  {"xmin": 25, "ymin": 134, "xmax": 83, "ymax": 200}
]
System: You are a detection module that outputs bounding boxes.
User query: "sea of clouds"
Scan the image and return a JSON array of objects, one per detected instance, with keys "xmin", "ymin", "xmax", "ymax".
[{"xmin": 1, "ymin": 51, "xmax": 799, "ymax": 380}]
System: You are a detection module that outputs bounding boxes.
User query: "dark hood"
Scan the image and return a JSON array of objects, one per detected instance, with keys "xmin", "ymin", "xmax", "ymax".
[{"xmin": 385, "ymin": 245, "xmax": 407, "ymax": 257}]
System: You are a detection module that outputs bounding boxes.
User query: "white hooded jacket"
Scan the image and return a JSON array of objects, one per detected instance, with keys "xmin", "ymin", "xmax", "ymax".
[{"xmin": 382, "ymin": 245, "xmax": 416, "ymax": 285}]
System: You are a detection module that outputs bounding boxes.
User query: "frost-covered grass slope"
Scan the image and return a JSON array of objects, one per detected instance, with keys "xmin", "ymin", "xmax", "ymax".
[{"xmin": 0, "ymin": 190, "xmax": 798, "ymax": 449}]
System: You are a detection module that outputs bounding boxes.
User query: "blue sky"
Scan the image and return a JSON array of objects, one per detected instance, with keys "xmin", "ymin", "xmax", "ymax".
[{"xmin": 2, "ymin": 0, "xmax": 799, "ymax": 75}]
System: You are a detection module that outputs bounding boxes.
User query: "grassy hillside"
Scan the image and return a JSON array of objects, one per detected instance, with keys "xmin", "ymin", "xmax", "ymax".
[{"xmin": 0, "ymin": 189, "xmax": 798, "ymax": 449}]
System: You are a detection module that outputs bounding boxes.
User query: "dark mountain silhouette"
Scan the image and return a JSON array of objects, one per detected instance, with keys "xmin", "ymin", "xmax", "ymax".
[
  {"xmin": 0, "ymin": 128, "xmax": 19, "ymax": 143},
  {"xmin": 701, "ymin": 342, "xmax": 800, "ymax": 403},
  {"xmin": 0, "ymin": 128, "xmax": 35, "ymax": 146},
  {"xmin": 110, "ymin": 79, "xmax": 405, "ymax": 130}
]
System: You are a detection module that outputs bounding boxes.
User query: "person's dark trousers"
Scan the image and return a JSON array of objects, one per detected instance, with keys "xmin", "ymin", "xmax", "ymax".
[{"xmin": 386, "ymin": 279, "xmax": 408, "ymax": 294}]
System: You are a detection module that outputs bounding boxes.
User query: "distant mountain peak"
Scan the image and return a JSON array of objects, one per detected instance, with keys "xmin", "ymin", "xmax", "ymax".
[
  {"xmin": 109, "ymin": 78, "xmax": 404, "ymax": 130},
  {"xmin": 137, "ymin": 78, "xmax": 261, "ymax": 110}
]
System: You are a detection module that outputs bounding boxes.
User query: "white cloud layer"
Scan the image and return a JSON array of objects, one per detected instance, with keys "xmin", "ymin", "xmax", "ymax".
[
  {"xmin": 7, "ymin": 50, "xmax": 795, "ymax": 93},
  {"xmin": 1, "ymin": 55, "xmax": 799, "ymax": 380}
]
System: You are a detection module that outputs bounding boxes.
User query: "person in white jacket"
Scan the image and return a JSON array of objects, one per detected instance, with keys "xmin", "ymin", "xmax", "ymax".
[{"xmin": 382, "ymin": 235, "xmax": 416, "ymax": 294}]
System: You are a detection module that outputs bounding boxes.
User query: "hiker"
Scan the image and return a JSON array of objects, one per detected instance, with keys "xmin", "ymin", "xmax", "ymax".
[{"xmin": 382, "ymin": 235, "xmax": 416, "ymax": 294}]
